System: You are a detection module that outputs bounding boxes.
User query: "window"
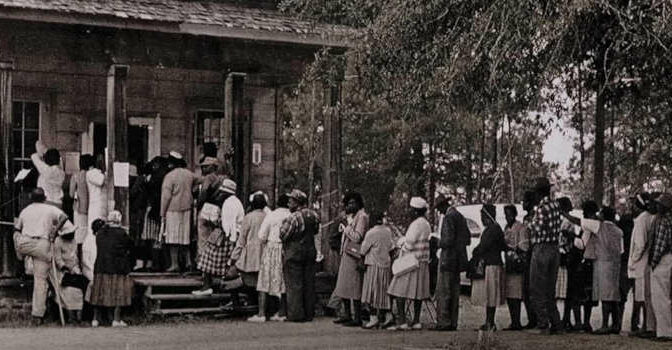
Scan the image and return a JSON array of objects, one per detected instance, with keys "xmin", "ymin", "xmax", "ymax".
[
  {"xmin": 195, "ymin": 109, "xmax": 227, "ymax": 154},
  {"xmin": 12, "ymin": 101, "xmax": 40, "ymax": 175}
]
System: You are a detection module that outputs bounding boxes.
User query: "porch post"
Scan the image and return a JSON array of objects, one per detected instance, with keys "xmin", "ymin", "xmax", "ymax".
[
  {"xmin": 0, "ymin": 61, "xmax": 16, "ymax": 277},
  {"xmin": 320, "ymin": 82, "xmax": 343, "ymax": 276},
  {"xmin": 225, "ymin": 72, "xmax": 248, "ymax": 200},
  {"xmin": 106, "ymin": 64, "xmax": 130, "ymax": 226}
]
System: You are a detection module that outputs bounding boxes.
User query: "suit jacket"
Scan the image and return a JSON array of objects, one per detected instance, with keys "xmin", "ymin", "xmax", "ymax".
[
  {"xmin": 439, "ymin": 207, "xmax": 471, "ymax": 272},
  {"xmin": 280, "ymin": 208, "xmax": 320, "ymax": 263}
]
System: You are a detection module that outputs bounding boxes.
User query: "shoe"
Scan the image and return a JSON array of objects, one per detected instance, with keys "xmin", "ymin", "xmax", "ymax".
[
  {"xmin": 333, "ymin": 317, "xmax": 351, "ymax": 324},
  {"xmin": 343, "ymin": 320, "xmax": 363, "ymax": 327},
  {"xmin": 610, "ymin": 328, "xmax": 621, "ymax": 335},
  {"xmin": 91, "ymin": 320, "xmax": 99, "ymax": 328},
  {"xmin": 479, "ymin": 324, "xmax": 496, "ymax": 332},
  {"xmin": 592, "ymin": 327, "xmax": 611, "ymax": 335},
  {"xmin": 363, "ymin": 317, "xmax": 379, "ymax": 330},
  {"xmin": 192, "ymin": 288, "xmax": 213, "ymax": 296},
  {"xmin": 32, "ymin": 317, "xmax": 44, "ymax": 327},
  {"xmin": 503, "ymin": 324, "xmax": 523, "ymax": 331},
  {"xmin": 112, "ymin": 320, "xmax": 128, "ymax": 327},
  {"xmin": 380, "ymin": 317, "xmax": 395, "ymax": 329},
  {"xmin": 411, "ymin": 323, "xmax": 422, "ymax": 330},
  {"xmin": 165, "ymin": 266, "xmax": 179, "ymax": 273},
  {"xmin": 270, "ymin": 314, "xmax": 286, "ymax": 322},
  {"xmin": 528, "ymin": 327, "xmax": 550, "ymax": 335},
  {"xmin": 635, "ymin": 331, "xmax": 656, "ymax": 339},
  {"xmin": 654, "ymin": 337, "xmax": 672, "ymax": 342},
  {"xmin": 523, "ymin": 322, "xmax": 538, "ymax": 330},
  {"xmin": 581, "ymin": 324, "xmax": 593, "ymax": 333},
  {"xmin": 388, "ymin": 324, "xmax": 409, "ymax": 331},
  {"xmin": 247, "ymin": 315, "xmax": 266, "ymax": 323},
  {"xmin": 430, "ymin": 325, "xmax": 457, "ymax": 331}
]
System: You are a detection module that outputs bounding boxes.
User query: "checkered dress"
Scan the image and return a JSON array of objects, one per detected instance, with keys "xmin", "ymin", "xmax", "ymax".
[
  {"xmin": 197, "ymin": 236, "xmax": 235, "ymax": 276},
  {"xmin": 555, "ymin": 265, "xmax": 568, "ymax": 299}
]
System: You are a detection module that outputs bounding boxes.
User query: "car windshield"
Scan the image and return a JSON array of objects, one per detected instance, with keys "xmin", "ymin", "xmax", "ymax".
[{"xmin": 465, "ymin": 218, "xmax": 481, "ymax": 237}]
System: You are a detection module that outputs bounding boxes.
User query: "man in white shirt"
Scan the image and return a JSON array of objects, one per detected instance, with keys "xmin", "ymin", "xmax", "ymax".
[{"xmin": 13, "ymin": 188, "xmax": 75, "ymax": 324}]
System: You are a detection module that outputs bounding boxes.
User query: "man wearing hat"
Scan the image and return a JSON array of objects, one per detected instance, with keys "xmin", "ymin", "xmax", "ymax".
[
  {"xmin": 161, "ymin": 150, "xmax": 198, "ymax": 272},
  {"xmin": 528, "ymin": 177, "xmax": 564, "ymax": 334},
  {"xmin": 433, "ymin": 195, "xmax": 470, "ymax": 331},
  {"xmin": 279, "ymin": 189, "xmax": 320, "ymax": 322},
  {"xmin": 627, "ymin": 192, "xmax": 658, "ymax": 337},
  {"xmin": 13, "ymin": 188, "xmax": 76, "ymax": 324},
  {"xmin": 649, "ymin": 193, "xmax": 672, "ymax": 341}
]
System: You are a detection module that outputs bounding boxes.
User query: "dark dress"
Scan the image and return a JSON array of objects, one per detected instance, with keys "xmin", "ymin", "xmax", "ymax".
[{"xmin": 90, "ymin": 225, "xmax": 134, "ymax": 307}]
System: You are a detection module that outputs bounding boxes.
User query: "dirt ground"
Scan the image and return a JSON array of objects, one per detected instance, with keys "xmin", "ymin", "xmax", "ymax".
[{"xmin": 0, "ymin": 295, "xmax": 666, "ymax": 350}]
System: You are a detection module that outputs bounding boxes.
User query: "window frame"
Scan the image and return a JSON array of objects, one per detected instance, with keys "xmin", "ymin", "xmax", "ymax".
[{"xmin": 11, "ymin": 99, "xmax": 41, "ymax": 172}]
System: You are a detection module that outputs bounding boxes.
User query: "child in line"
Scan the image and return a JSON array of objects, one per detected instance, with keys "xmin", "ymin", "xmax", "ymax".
[{"xmin": 360, "ymin": 211, "xmax": 395, "ymax": 329}]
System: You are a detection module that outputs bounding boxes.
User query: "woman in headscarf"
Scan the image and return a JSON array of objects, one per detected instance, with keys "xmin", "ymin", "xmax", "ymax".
[
  {"xmin": 53, "ymin": 225, "xmax": 84, "ymax": 324},
  {"xmin": 387, "ymin": 197, "xmax": 431, "ymax": 331},
  {"xmin": 470, "ymin": 204, "xmax": 507, "ymax": 331},
  {"xmin": 90, "ymin": 211, "xmax": 133, "ymax": 327},
  {"xmin": 333, "ymin": 192, "xmax": 369, "ymax": 327},
  {"xmin": 196, "ymin": 157, "xmax": 227, "ymax": 259},
  {"xmin": 193, "ymin": 179, "xmax": 243, "ymax": 295}
]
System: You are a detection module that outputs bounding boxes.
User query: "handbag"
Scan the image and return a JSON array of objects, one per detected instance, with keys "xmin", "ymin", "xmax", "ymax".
[
  {"xmin": 61, "ymin": 273, "xmax": 89, "ymax": 291},
  {"xmin": 200, "ymin": 202, "xmax": 221, "ymax": 225},
  {"xmin": 343, "ymin": 239, "xmax": 362, "ymax": 259},
  {"xmin": 392, "ymin": 253, "xmax": 419, "ymax": 276},
  {"xmin": 206, "ymin": 227, "xmax": 226, "ymax": 247},
  {"xmin": 505, "ymin": 250, "xmax": 526, "ymax": 274},
  {"xmin": 467, "ymin": 257, "xmax": 485, "ymax": 280}
]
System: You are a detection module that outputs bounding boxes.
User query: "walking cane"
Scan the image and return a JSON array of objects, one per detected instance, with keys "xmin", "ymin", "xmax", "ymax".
[{"xmin": 50, "ymin": 241, "xmax": 66, "ymax": 327}]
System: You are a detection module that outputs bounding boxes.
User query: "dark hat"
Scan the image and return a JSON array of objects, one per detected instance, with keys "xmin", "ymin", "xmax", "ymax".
[
  {"xmin": 288, "ymin": 189, "xmax": 308, "ymax": 203},
  {"xmin": 632, "ymin": 192, "xmax": 652, "ymax": 210},
  {"xmin": 533, "ymin": 177, "xmax": 554, "ymax": 191},
  {"xmin": 435, "ymin": 194, "xmax": 451, "ymax": 208}
]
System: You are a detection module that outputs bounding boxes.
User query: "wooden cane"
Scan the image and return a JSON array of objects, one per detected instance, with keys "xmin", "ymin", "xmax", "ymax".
[{"xmin": 50, "ymin": 244, "xmax": 66, "ymax": 327}]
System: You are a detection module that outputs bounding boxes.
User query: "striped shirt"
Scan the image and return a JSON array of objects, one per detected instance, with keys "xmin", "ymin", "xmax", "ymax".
[{"xmin": 402, "ymin": 217, "xmax": 431, "ymax": 263}]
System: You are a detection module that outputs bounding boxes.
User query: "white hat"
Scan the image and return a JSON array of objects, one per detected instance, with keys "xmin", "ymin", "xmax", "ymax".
[
  {"xmin": 107, "ymin": 210, "xmax": 122, "ymax": 223},
  {"xmin": 249, "ymin": 190, "xmax": 268, "ymax": 203},
  {"xmin": 169, "ymin": 151, "xmax": 183, "ymax": 159},
  {"xmin": 220, "ymin": 179, "xmax": 237, "ymax": 194},
  {"xmin": 410, "ymin": 197, "xmax": 428, "ymax": 209}
]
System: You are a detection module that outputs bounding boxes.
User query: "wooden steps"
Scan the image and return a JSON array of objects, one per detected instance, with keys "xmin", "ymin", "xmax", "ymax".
[
  {"xmin": 132, "ymin": 274, "xmax": 254, "ymax": 316},
  {"xmin": 152, "ymin": 307, "xmax": 224, "ymax": 316},
  {"xmin": 146, "ymin": 293, "xmax": 230, "ymax": 301}
]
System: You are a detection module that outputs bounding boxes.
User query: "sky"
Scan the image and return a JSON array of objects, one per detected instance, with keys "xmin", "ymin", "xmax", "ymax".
[{"xmin": 542, "ymin": 117, "xmax": 578, "ymax": 177}]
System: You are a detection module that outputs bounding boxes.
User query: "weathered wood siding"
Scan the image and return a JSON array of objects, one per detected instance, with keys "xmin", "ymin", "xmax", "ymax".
[{"xmin": 0, "ymin": 19, "xmax": 314, "ymax": 202}]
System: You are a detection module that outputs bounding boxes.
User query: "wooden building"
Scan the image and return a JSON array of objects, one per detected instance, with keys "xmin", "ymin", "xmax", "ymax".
[{"xmin": 0, "ymin": 0, "xmax": 349, "ymax": 277}]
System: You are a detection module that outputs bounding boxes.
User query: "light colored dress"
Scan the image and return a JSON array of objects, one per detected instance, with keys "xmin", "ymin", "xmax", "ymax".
[
  {"xmin": 69, "ymin": 170, "xmax": 89, "ymax": 244},
  {"xmin": 257, "ymin": 207, "xmax": 291, "ymax": 297},
  {"xmin": 504, "ymin": 221, "xmax": 529, "ymax": 300},
  {"xmin": 334, "ymin": 209, "xmax": 369, "ymax": 300},
  {"xmin": 360, "ymin": 225, "xmax": 394, "ymax": 310},
  {"xmin": 387, "ymin": 217, "xmax": 431, "ymax": 300},
  {"xmin": 86, "ymin": 168, "xmax": 108, "ymax": 237},
  {"xmin": 161, "ymin": 168, "xmax": 197, "ymax": 245},
  {"xmin": 53, "ymin": 236, "xmax": 84, "ymax": 311}
]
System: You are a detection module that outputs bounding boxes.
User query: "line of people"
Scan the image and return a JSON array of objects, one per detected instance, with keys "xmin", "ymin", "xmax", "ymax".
[{"xmin": 326, "ymin": 177, "xmax": 672, "ymax": 343}]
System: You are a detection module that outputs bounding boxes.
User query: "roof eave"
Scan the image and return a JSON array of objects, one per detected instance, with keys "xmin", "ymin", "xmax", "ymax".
[{"xmin": 0, "ymin": 8, "xmax": 353, "ymax": 48}]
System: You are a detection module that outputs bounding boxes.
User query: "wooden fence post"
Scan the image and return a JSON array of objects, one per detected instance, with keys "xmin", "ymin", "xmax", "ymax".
[{"xmin": 0, "ymin": 61, "xmax": 16, "ymax": 277}]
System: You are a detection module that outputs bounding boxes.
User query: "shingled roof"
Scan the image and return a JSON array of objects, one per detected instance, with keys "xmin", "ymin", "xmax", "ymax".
[{"xmin": 0, "ymin": 0, "xmax": 352, "ymax": 47}]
